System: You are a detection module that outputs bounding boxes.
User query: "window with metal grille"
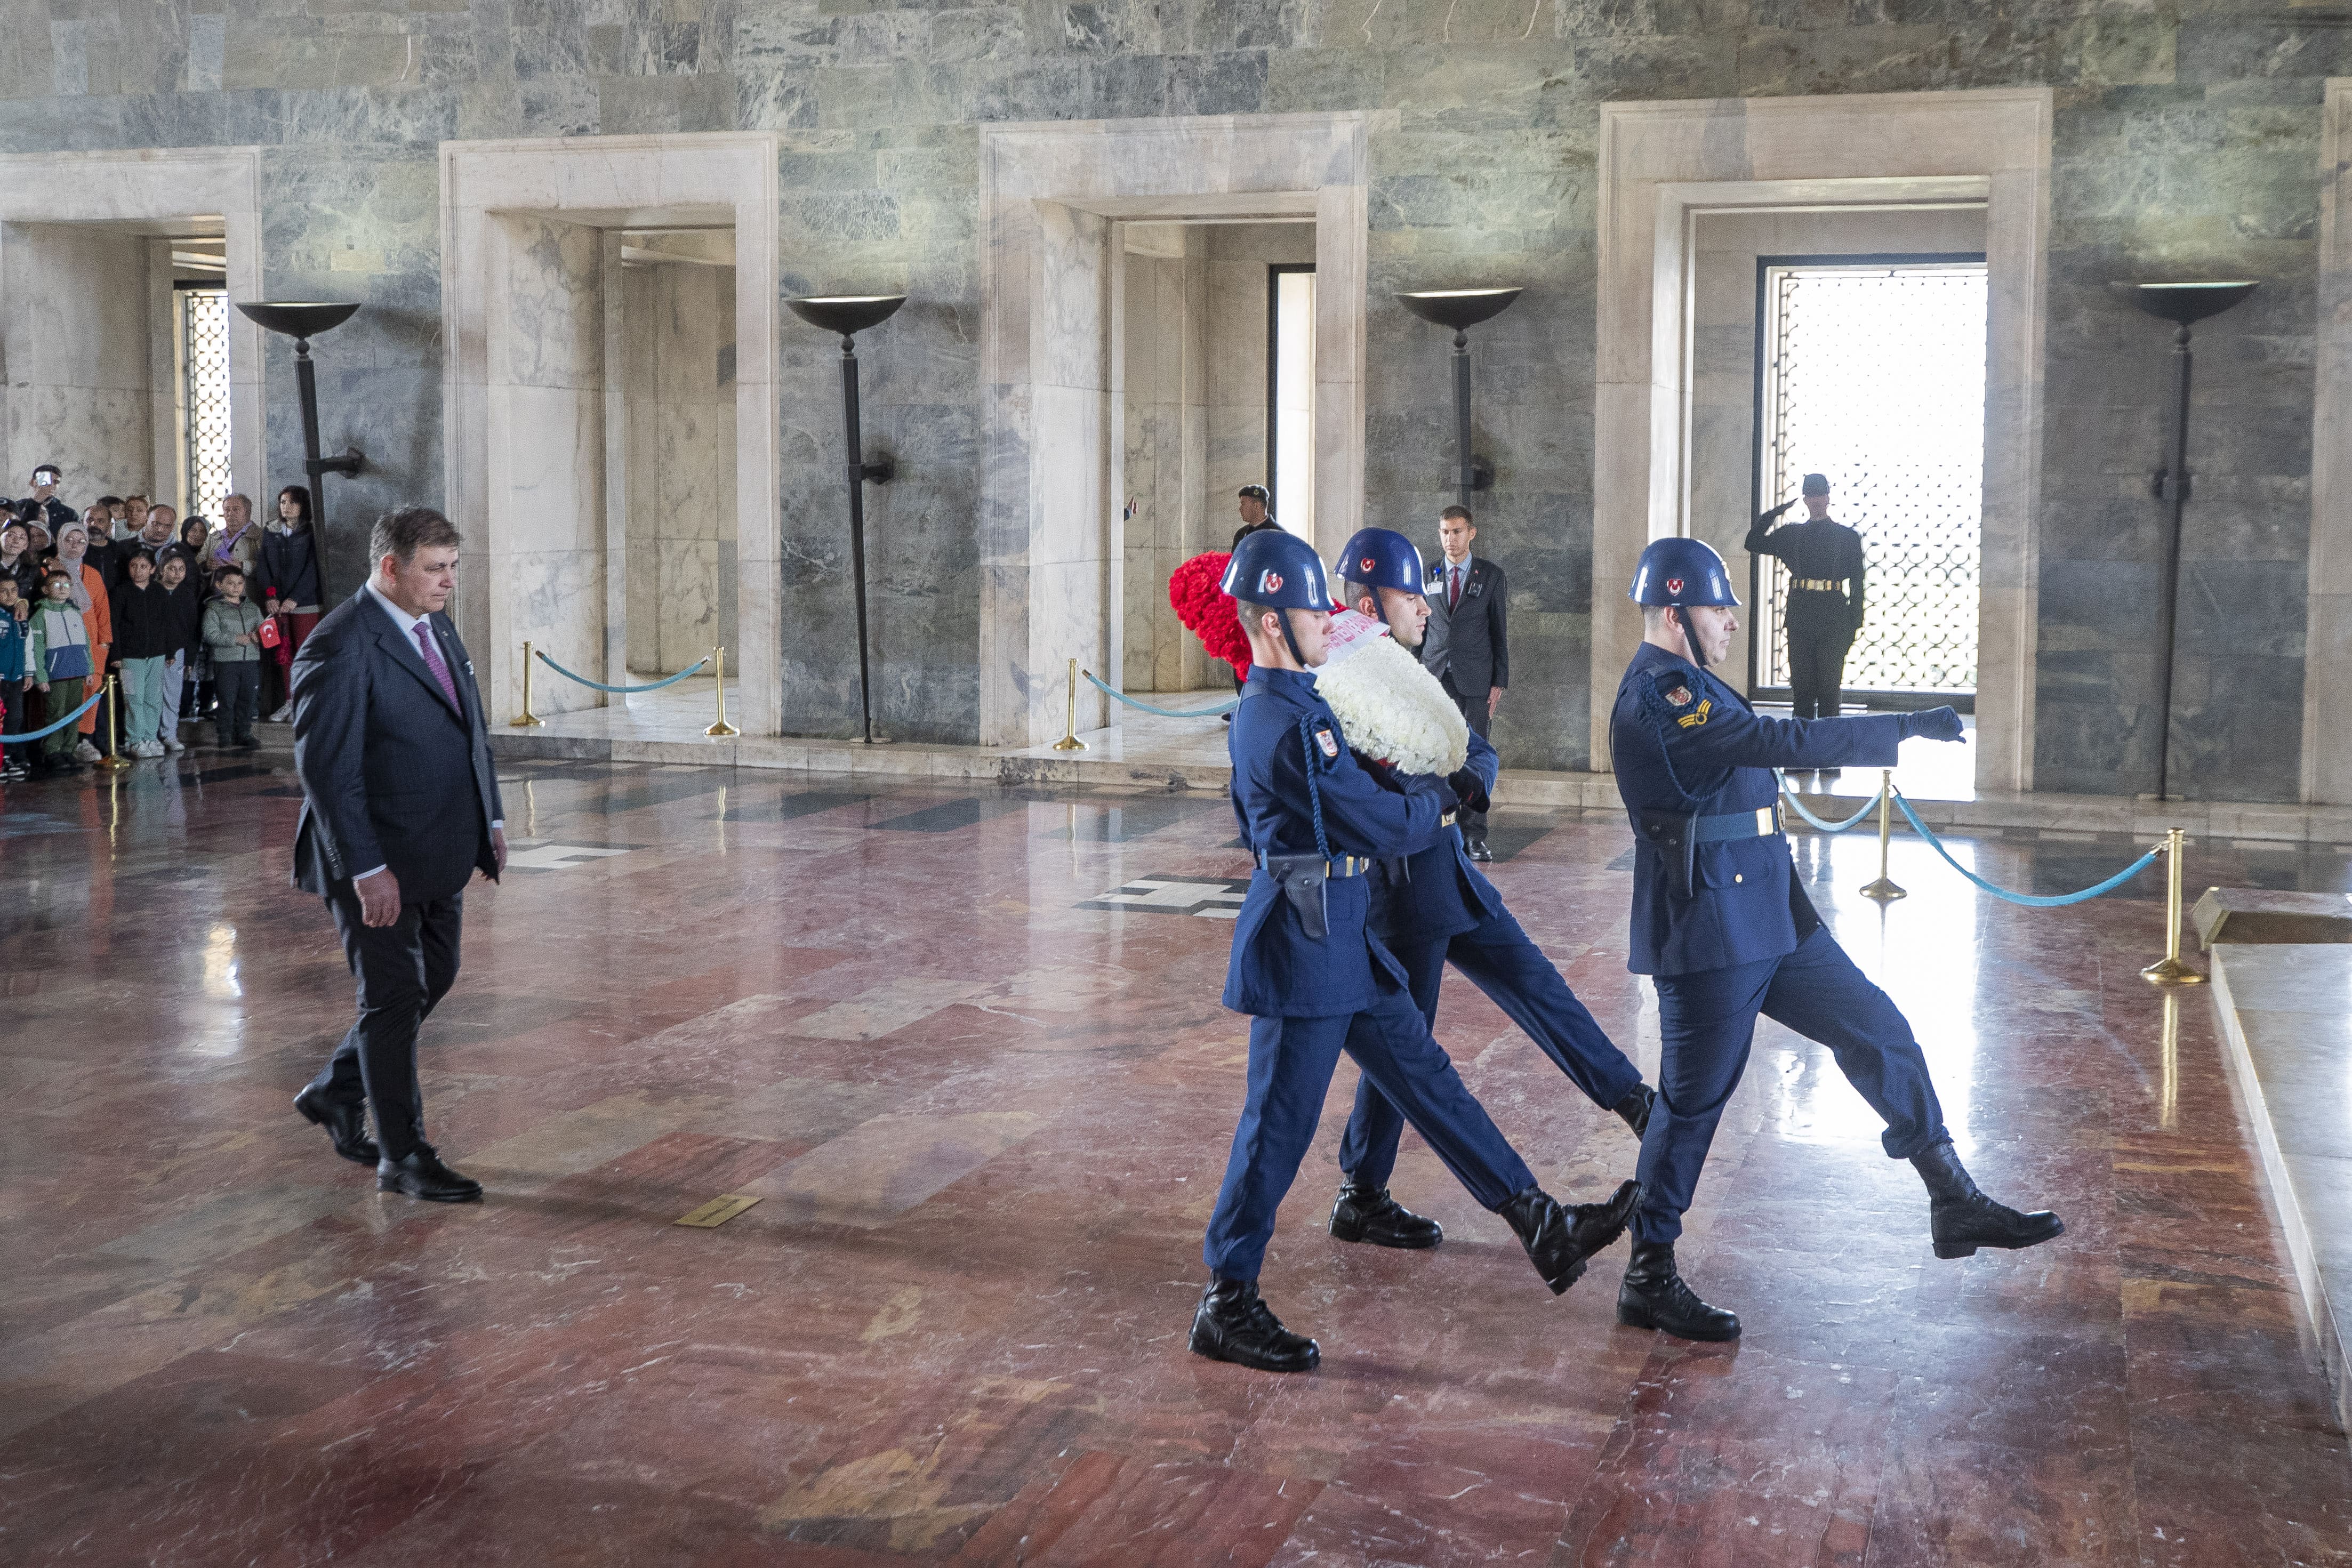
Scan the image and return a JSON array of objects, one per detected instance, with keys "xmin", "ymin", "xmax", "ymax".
[
  {"xmin": 1751, "ymin": 256, "xmax": 1987, "ymax": 704},
  {"xmin": 177, "ymin": 284, "xmax": 232, "ymax": 521}
]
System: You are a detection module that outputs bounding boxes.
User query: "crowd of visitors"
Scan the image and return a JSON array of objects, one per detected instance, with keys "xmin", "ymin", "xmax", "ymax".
[{"xmin": 0, "ymin": 462, "xmax": 326, "ymax": 781}]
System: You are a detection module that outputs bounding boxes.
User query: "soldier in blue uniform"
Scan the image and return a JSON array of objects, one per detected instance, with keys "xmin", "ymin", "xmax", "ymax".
[
  {"xmin": 1608, "ymin": 537, "xmax": 2062, "ymax": 1342},
  {"xmin": 1192, "ymin": 528, "xmax": 1639, "ymax": 1373},
  {"xmin": 1321, "ymin": 527, "xmax": 1655, "ymax": 1253}
]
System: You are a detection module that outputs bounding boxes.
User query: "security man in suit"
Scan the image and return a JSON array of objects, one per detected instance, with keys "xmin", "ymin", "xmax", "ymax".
[
  {"xmin": 1608, "ymin": 537, "xmax": 2061, "ymax": 1341},
  {"xmin": 1746, "ymin": 473, "xmax": 1866, "ymax": 721},
  {"xmin": 290, "ymin": 506, "xmax": 507, "ymax": 1203},
  {"xmin": 1192, "ymin": 527, "xmax": 1637, "ymax": 1373},
  {"xmin": 1420, "ymin": 505, "xmax": 1506, "ymax": 860},
  {"xmin": 1323, "ymin": 526, "xmax": 1655, "ymax": 1253}
]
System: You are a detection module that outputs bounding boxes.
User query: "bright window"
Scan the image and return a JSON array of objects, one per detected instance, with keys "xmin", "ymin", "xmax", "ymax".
[
  {"xmin": 1267, "ymin": 265, "xmax": 1315, "ymax": 538},
  {"xmin": 178, "ymin": 285, "xmax": 233, "ymax": 521}
]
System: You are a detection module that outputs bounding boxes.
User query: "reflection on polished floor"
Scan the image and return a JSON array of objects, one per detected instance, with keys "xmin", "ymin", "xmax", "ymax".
[{"xmin": 3, "ymin": 753, "xmax": 2349, "ymax": 1565}]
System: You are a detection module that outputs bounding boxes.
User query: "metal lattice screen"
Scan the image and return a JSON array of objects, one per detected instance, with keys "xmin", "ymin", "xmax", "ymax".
[
  {"xmin": 179, "ymin": 286, "xmax": 232, "ymax": 521},
  {"xmin": 1756, "ymin": 261, "xmax": 1987, "ymax": 698}
]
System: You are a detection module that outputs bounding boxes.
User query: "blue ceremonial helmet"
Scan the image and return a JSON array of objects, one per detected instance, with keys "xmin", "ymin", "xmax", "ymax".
[
  {"xmin": 1335, "ymin": 527, "xmax": 1427, "ymax": 597},
  {"xmin": 1629, "ymin": 537, "xmax": 1740, "ymax": 607},
  {"xmin": 1222, "ymin": 527, "xmax": 1330, "ymax": 612}
]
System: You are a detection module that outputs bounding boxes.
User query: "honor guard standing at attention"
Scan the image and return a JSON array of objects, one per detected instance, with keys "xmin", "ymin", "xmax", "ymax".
[
  {"xmin": 1607, "ymin": 537, "xmax": 2062, "ymax": 1342},
  {"xmin": 1746, "ymin": 473, "xmax": 1866, "ymax": 722},
  {"xmin": 1191, "ymin": 528, "xmax": 1638, "ymax": 1374},
  {"xmin": 1323, "ymin": 527, "xmax": 1655, "ymax": 1254}
]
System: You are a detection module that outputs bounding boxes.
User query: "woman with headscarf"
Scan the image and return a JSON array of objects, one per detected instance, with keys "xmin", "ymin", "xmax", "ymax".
[{"xmin": 50, "ymin": 522, "xmax": 112, "ymax": 761}]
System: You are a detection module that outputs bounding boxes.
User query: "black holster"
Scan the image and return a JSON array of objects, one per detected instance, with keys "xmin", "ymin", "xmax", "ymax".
[
  {"xmin": 1631, "ymin": 809, "xmax": 1697, "ymax": 902},
  {"xmin": 1260, "ymin": 854, "xmax": 1332, "ymax": 940}
]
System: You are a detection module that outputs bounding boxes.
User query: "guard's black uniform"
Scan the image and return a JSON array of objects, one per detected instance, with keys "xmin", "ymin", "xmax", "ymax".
[{"xmin": 1744, "ymin": 512, "xmax": 1864, "ymax": 719}]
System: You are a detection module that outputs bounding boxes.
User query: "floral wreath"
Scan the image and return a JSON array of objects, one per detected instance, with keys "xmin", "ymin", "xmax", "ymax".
[{"xmin": 1168, "ymin": 551, "xmax": 1253, "ymax": 677}]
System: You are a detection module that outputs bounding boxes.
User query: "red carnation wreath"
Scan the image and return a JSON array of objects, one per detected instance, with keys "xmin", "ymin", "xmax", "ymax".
[{"xmin": 1168, "ymin": 551, "xmax": 1253, "ymax": 678}]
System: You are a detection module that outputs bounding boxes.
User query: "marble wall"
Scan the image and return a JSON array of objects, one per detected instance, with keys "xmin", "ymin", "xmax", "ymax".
[
  {"xmin": 621, "ymin": 256, "xmax": 737, "ymax": 676},
  {"xmin": 1205, "ymin": 222, "xmax": 1316, "ymax": 535},
  {"xmin": 1120, "ymin": 224, "xmax": 1208, "ymax": 693},
  {"xmin": 5, "ymin": 2, "xmax": 2340, "ymax": 795},
  {"xmin": 2, "ymin": 224, "xmax": 152, "ymax": 506}
]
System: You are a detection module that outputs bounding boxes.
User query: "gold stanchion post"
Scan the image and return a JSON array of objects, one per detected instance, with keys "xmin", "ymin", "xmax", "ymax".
[
  {"xmin": 1859, "ymin": 769, "xmax": 1905, "ymax": 902},
  {"xmin": 511, "ymin": 639, "xmax": 544, "ymax": 727},
  {"xmin": 97, "ymin": 675, "xmax": 132, "ymax": 771},
  {"xmin": 1051, "ymin": 657, "xmax": 1088, "ymax": 752},
  {"xmin": 2141, "ymin": 826, "xmax": 2204, "ymax": 985},
  {"xmin": 704, "ymin": 645, "xmax": 739, "ymax": 738}
]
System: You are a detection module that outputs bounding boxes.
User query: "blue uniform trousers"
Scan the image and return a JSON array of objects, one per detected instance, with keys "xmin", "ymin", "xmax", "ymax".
[
  {"xmin": 1337, "ymin": 911, "xmax": 1645, "ymax": 1190},
  {"xmin": 1203, "ymin": 986, "xmax": 1537, "ymax": 1281},
  {"xmin": 1633, "ymin": 924, "xmax": 1946, "ymax": 1244}
]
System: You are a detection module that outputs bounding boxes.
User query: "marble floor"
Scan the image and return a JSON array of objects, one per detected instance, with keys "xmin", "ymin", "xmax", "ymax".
[{"xmin": 3, "ymin": 752, "xmax": 2350, "ymax": 1565}]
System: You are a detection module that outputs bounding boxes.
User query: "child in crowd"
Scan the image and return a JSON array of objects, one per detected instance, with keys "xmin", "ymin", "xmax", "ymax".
[
  {"xmin": 155, "ymin": 553, "xmax": 199, "ymax": 749},
  {"xmin": 202, "ymin": 565, "xmax": 263, "ymax": 750},
  {"xmin": 26, "ymin": 569, "xmax": 92, "ymax": 776},
  {"xmin": 111, "ymin": 552, "xmax": 174, "ymax": 759},
  {"xmin": 0, "ymin": 576, "xmax": 26, "ymax": 781}
]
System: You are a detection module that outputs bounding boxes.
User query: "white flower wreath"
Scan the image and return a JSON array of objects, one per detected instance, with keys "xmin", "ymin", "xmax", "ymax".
[{"xmin": 1315, "ymin": 612, "xmax": 1468, "ymax": 776}]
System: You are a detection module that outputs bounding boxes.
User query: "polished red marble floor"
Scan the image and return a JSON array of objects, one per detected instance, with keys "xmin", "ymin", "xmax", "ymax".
[{"xmin": 3, "ymin": 755, "xmax": 2349, "ymax": 1566}]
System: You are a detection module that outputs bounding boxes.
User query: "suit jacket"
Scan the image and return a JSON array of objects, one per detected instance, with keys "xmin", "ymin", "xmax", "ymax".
[
  {"xmin": 290, "ymin": 588, "xmax": 505, "ymax": 902},
  {"xmin": 1420, "ymin": 554, "xmax": 1508, "ymax": 695}
]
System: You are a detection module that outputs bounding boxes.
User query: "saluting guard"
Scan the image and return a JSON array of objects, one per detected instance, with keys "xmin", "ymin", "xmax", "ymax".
[
  {"xmin": 1746, "ymin": 473, "xmax": 1866, "ymax": 722},
  {"xmin": 1321, "ymin": 527, "xmax": 1655, "ymax": 1253},
  {"xmin": 1191, "ymin": 528, "xmax": 1638, "ymax": 1374},
  {"xmin": 1608, "ymin": 537, "xmax": 2062, "ymax": 1342}
]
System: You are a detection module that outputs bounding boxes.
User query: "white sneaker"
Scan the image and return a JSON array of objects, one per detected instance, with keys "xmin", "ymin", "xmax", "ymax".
[
  {"xmin": 137, "ymin": 741, "xmax": 164, "ymax": 759},
  {"xmin": 72, "ymin": 739, "xmax": 100, "ymax": 763},
  {"xmin": 162, "ymin": 735, "xmax": 185, "ymax": 753},
  {"xmin": 269, "ymin": 702, "xmax": 293, "ymax": 723}
]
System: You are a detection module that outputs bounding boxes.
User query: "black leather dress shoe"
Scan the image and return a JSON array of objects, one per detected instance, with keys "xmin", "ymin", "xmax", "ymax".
[
  {"xmin": 378, "ymin": 1146, "xmax": 484, "ymax": 1203},
  {"xmin": 1614, "ymin": 1083, "xmax": 1656, "ymax": 1139},
  {"xmin": 1910, "ymin": 1139, "xmax": 2064, "ymax": 1258},
  {"xmin": 294, "ymin": 1085, "xmax": 379, "ymax": 1165},
  {"xmin": 1188, "ymin": 1277, "xmax": 1319, "ymax": 1372},
  {"xmin": 1617, "ymin": 1240, "xmax": 1740, "ymax": 1341},
  {"xmin": 1498, "ymin": 1179, "xmax": 1639, "ymax": 1295},
  {"xmin": 1466, "ymin": 836, "xmax": 1494, "ymax": 863},
  {"xmin": 1328, "ymin": 1183, "xmax": 1443, "ymax": 1249}
]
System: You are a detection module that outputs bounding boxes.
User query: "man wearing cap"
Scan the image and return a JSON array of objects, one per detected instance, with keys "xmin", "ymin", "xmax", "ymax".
[
  {"xmin": 1190, "ymin": 526, "xmax": 1637, "ymax": 1373},
  {"xmin": 1323, "ymin": 525, "xmax": 1653, "ymax": 1253},
  {"xmin": 1746, "ymin": 473, "xmax": 1865, "ymax": 723},
  {"xmin": 1223, "ymin": 484, "xmax": 1281, "ymax": 703},
  {"xmin": 1607, "ymin": 537, "xmax": 2062, "ymax": 1342}
]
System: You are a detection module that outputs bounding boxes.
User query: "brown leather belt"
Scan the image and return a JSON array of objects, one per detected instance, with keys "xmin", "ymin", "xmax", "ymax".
[{"xmin": 1794, "ymin": 578, "xmax": 1841, "ymax": 591}]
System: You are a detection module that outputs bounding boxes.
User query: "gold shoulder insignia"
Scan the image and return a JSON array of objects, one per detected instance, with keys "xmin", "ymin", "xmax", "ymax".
[{"xmin": 1675, "ymin": 698, "xmax": 1712, "ymax": 730}]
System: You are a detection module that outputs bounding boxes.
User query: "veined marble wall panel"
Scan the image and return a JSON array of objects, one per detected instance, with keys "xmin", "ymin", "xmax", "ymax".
[
  {"xmin": 2309, "ymin": 81, "xmax": 2352, "ymax": 806},
  {"xmin": 622, "ymin": 260, "xmax": 737, "ymax": 676},
  {"xmin": 1120, "ymin": 228, "xmax": 1211, "ymax": 692},
  {"xmin": 1205, "ymin": 223, "xmax": 1314, "ymax": 545}
]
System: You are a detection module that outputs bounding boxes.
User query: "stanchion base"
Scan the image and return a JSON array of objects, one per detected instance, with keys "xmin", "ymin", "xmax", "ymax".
[
  {"xmin": 2140, "ymin": 956, "xmax": 2206, "ymax": 986},
  {"xmin": 704, "ymin": 722, "xmax": 741, "ymax": 738},
  {"xmin": 1049, "ymin": 736, "xmax": 1088, "ymax": 752},
  {"xmin": 96, "ymin": 753, "xmax": 135, "ymax": 771},
  {"xmin": 509, "ymin": 716, "xmax": 545, "ymax": 728},
  {"xmin": 1859, "ymin": 879, "xmax": 1907, "ymax": 902}
]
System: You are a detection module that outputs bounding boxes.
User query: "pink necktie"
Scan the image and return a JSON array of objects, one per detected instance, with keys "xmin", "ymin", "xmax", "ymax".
[
  {"xmin": 1450, "ymin": 566, "xmax": 1462, "ymax": 608},
  {"xmin": 413, "ymin": 622, "xmax": 461, "ymax": 711}
]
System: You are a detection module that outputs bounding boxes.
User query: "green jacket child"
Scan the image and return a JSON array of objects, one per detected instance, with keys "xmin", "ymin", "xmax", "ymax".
[{"xmin": 202, "ymin": 597, "xmax": 264, "ymax": 663}]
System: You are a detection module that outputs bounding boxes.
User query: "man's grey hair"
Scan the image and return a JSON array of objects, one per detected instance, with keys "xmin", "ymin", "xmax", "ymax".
[
  {"xmin": 223, "ymin": 492, "xmax": 253, "ymax": 511},
  {"xmin": 370, "ymin": 506, "xmax": 463, "ymax": 568}
]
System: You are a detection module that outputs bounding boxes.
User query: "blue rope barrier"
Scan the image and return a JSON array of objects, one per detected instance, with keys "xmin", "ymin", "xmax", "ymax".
[
  {"xmin": 535, "ymin": 651, "xmax": 709, "ymax": 694},
  {"xmin": 1081, "ymin": 670, "xmax": 1238, "ymax": 719},
  {"xmin": 1775, "ymin": 770, "xmax": 1884, "ymax": 832},
  {"xmin": 10, "ymin": 688, "xmax": 106, "ymax": 743},
  {"xmin": 1892, "ymin": 790, "xmax": 2162, "ymax": 907}
]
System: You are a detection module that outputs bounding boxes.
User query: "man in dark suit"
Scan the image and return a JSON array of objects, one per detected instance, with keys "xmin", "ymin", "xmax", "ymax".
[
  {"xmin": 289, "ymin": 506, "xmax": 507, "ymax": 1202},
  {"xmin": 1420, "ymin": 504, "xmax": 1507, "ymax": 861}
]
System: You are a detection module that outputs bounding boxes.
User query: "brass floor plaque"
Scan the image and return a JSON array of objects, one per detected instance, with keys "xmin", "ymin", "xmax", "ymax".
[{"xmin": 673, "ymin": 1194, "xmax": 762, "ymax": 1228}]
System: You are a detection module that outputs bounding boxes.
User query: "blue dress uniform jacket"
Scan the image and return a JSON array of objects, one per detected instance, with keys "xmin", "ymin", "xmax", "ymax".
[
  {"xmin": 1609, "ymin": 640, "xmax": 1903, "ymax": 977},
  {"xmin": 1365, "ymin": 728, "xmax": 1502, "ymax": 947},
  {"xmin": 1223, "ymin": 666, "xmax": 1446, "ymax": 1018}
]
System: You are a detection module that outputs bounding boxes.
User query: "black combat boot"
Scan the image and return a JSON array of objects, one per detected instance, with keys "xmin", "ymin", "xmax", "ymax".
[
  {"xmin": 1613, "ymin": 1084, "xmax": 1656, "ymax": 1138},
  {"xmin": 1329, "ymin": 1183, "xmax": 1443, "ymax": 1249},
  {"xmin": 1910, "ymin": 1139, "xmax": 2065, "ymax": 1259},
  {"xmin": 1498, "ymin": 1180, "xmax": 1639, "ymax": 1295},
  {"xmin": 1187, "ymin": 1276, "xmax": 1320, "ymax": 1372},
  {"xmin": 1616, "ymin": 1240, "xmax": 1740, "ymax": 1341}
]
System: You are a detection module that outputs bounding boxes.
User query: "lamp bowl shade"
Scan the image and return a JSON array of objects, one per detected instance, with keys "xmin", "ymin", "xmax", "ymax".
[
  {"xmin": 1396, "ymin": 287, "xmax": 1523, "ymax": 332},
  {"xmin": 2112, "ymin": 280, "xmax": 2259, "ymax": 326},
  {"xmin": 786, "ymin": 295, "xmax": 908, "ymax": 336},
  {"xmin": 236, "ymin": 301, "xmax": 362, "ymax": 339}
]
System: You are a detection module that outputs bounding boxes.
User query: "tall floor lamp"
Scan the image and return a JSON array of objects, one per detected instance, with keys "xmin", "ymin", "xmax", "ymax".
[
  {"xmin": 1397, "ymin": 288, "xmax": 1522, "ymax": 510},
  {"xmin": 234, "ymin": 301, "xmax": 366, "ymax": 590},
  {"xmin": 785, "ymin": 294, "xmax": 904, "ymax": 744},
  {"xmin": 2112, "ymin": 279, "xmax": 2258, "ymax": 802}
]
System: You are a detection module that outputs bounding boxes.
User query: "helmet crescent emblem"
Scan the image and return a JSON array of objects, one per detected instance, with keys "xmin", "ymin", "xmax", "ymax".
[
  {"xmin": 1261, "ymin": 570, "xmax": 1283, "ymax": 593},
  {"xmin": 1666, "ymin": 576, "xmax": 1684, "ymax": 595},
  {"xmin": 1360, "ymin": 557, "xmax": 1375, "ymax": 571}
]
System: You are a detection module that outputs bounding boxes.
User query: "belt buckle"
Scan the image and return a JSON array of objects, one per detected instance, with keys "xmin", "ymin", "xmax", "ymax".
[{"xmin": 1756, "ymin": 804, "xmax": 1775, "ymax": 836}]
